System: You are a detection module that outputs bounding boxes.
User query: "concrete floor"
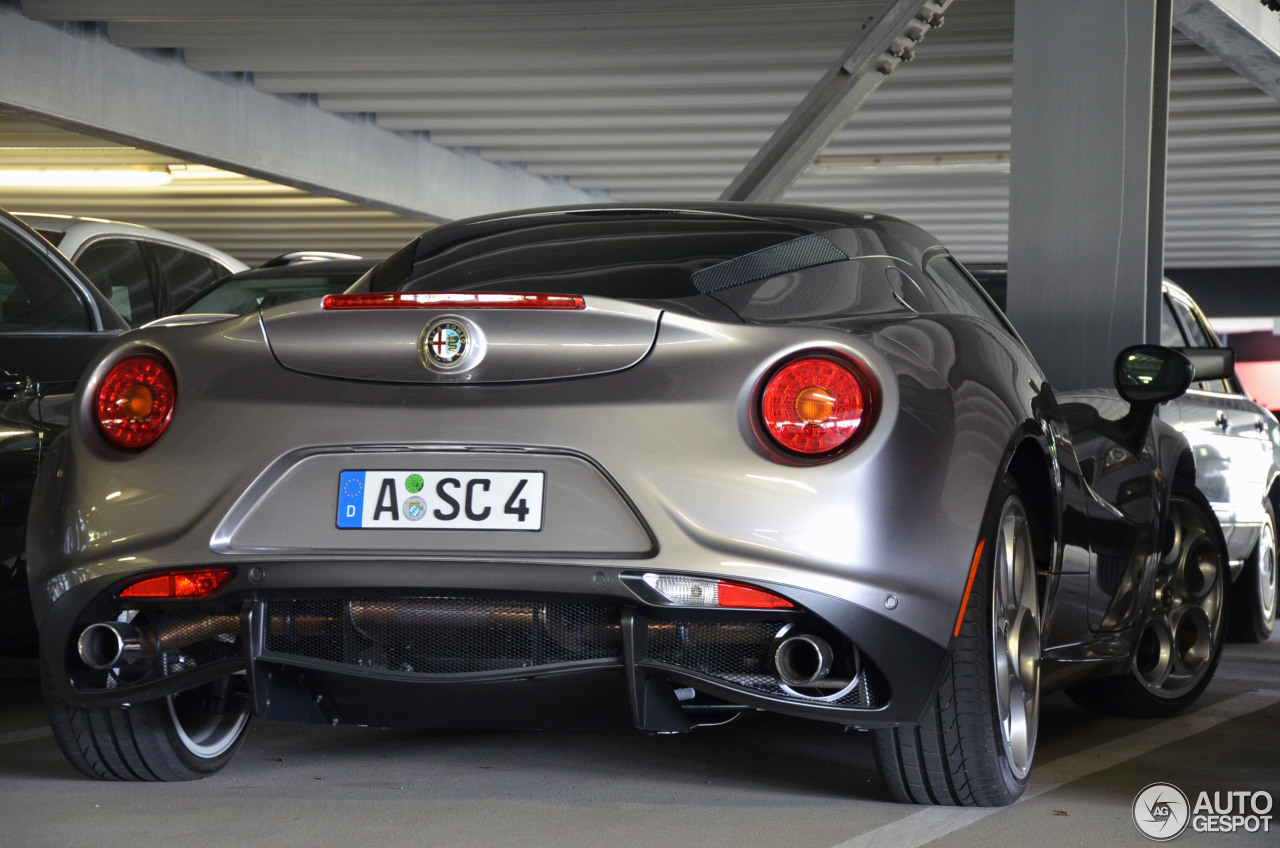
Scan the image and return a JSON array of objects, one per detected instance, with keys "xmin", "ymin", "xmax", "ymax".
[{"xmin": 1, "ymin": 638, "xmax": 1276, "ymax": 848}]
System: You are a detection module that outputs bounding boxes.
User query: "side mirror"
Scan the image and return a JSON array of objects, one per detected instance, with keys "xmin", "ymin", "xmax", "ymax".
[
  {"xmin": 1175, "ymin": 346, "xmax": 1235, "ymax": 383},
  {"xmin": 1115, "ymin": 345, "xmax": 1193, "ymax": 405}
]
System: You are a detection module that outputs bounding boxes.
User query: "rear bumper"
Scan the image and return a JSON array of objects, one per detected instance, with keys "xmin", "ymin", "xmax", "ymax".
[{"xmin": 40, "ymin": 561, "xmax": 948, "ymax": 731}]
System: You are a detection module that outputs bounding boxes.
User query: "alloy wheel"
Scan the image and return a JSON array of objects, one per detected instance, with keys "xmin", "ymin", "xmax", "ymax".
[
  {"xmin": 1257, "ymin": 518, "xmax": 1276, "ymax": 628},
  {"xmin": 166, "ymin": 678, "xmax": 251, "ymax": 759},
  {"xmin": 991, "ymin": 497, "xmax": 1040, "ymax": 781},
  {"xmin": 1134, "ymin": 499, "xmax": 1225, "ymax": 698}
]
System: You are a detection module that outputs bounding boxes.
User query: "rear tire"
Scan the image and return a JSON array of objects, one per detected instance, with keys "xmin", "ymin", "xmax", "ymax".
[
  {"xmin": 1228, "ymin": 500, "xmax": 1276, "ymax": 643},
  {"xmin": 872, "ymin": 475, "xmax": 1041, "ymax": 806},
  {"xmin": 1067, "ymin": 482, "xmax": 1228, "ymax": 717},
  {"xmin": 43, "ymin": 660, "xmax": 251, "ymax": 781}
]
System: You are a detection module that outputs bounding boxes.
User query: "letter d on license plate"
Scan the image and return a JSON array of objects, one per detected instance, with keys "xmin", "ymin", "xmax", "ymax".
[{"xmin": 337, "ymin": 471, "xmax": 544, "ymax": 530}]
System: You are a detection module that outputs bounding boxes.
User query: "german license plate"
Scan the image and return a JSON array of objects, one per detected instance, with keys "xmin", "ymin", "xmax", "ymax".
[{"xmin": 337, "ymin": 471, "xmax": 544, "ymax": 530}]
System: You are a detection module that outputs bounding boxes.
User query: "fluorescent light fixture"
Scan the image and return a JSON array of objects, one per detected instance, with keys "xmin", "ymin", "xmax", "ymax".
[
  {"xmin": 807, "ymin": 152, "xmax": 1011, "ymax": 176},
  {"xmin": 0, "ymin": 166, "xmax": 172, "ymax": 187}
]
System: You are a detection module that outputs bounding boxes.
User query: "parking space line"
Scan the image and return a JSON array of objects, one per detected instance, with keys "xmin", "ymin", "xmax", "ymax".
[
  {"xmin": 830, "ymin": 689, "xmax": 1280, "ymax": 848},
  {"xmin": 0, "ymin": 727, "xmax": 52, "ymax": 747}
]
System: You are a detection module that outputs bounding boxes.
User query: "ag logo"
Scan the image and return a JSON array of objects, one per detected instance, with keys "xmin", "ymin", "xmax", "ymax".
[
  {"xmin": 1134, "ymin": 783, "xmax": 1190, "ymax": 841},
  {"xmin": 422, "ymin": 320, "xmax": 469, "ymax": 366}
]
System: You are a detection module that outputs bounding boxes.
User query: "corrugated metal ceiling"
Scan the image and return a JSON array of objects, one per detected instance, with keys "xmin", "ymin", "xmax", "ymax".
[{"xmin": 2, "ymin": 0, "xmax": 1278, "ymax": 268}]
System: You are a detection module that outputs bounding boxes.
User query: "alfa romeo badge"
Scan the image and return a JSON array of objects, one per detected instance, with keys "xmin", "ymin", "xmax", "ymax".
[{"xmin": 421, "ymin": 320, "xmax": 470, "ymax": 366}]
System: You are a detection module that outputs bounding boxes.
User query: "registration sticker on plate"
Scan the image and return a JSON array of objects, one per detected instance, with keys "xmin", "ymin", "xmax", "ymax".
[{"xmin": 336, "ymin": 471, "xmax": 545, "ymax": 530}]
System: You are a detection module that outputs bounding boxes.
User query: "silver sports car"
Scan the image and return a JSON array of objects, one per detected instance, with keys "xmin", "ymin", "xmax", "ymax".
[{"xmin": 28, "ymin": 204, "xmax": 1229, "ymax": 806}]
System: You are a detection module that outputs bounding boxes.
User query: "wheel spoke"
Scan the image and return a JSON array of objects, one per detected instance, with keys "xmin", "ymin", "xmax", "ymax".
[
  {"xmin": 1262, "ymin": 523, "xmax": 1277, "ymax": 620},
  {"xmin": 1135, "ymin": 494, "xmax": 1225, "ymax": 700},
  {"xmin": 991, "ymin": 494, "xmax": 1039, "ymax": 782},
  {"xmin": 999, "ymin": 515, "xmax": 1016, "ymax": 619},
  {"xmin": 993, "ymin": 633, "xmax": 1013, "ymax": 718}
]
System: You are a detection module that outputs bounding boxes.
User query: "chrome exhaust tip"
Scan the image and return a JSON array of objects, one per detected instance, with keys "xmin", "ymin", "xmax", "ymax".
[
  {"xmin": 77, "ymin": 615, "xmax": 239, "ymax": 670},
  {"xmin": 774, "ymin": 633, "xmax": 834, "ymax": 686},
  {"xmin": 78, "ymin": 621, "xmax": 146, "ymax": 670}
]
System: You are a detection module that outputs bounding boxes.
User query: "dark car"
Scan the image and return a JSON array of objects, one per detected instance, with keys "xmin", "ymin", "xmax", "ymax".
[
  {"xmin": 176, "ymin": 258, "xmax": 378, "ymax": 316},
  {"xmin": 971, "ymin": 267, "xmax": 1279, "ymax": 643},
  {"xmin": 0, "ymin": 209, "xmax": 127, "ymax": 661},
  {"xmin": 29, "ymin": 204, "xmax": 1227, "ymax": 807}
]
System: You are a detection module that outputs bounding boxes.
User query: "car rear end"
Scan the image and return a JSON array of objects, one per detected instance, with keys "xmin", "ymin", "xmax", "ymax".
[{"xmin": 28, "ymin": 206, "xmax": 1008, "ymax": 737}]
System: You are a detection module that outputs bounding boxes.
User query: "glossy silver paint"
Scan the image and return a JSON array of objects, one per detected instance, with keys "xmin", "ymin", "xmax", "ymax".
[
  {"xmin": 1159, "ymin": 281, "xmax": 1280, "ymax": 569},
  {"xmin": 27, "ymin": 203, "xmax": 1205, "ymax": 738},
  {"xmin": 32, "ymin": 303, "xmax": 993, "ymax": 647},
  {"xmin": 213, "ymin": 447, "xmax": 655, "ymax": 556},
  {"xmin": 267, "ymin": 299, "xmax": 661, "ymax": 383}
]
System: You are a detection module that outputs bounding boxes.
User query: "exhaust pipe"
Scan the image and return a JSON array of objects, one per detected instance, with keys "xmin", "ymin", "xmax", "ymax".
[
  {"xmin": 774, "ymin": 633, "xmax": 834, "ymax": 687},
  {"xmin": 78, "ymin": 621, "xmax": 149, "ymax": 670},
  {"xmin": 77, "ymin": 615, "xmax": 239, "ymax": 670}
]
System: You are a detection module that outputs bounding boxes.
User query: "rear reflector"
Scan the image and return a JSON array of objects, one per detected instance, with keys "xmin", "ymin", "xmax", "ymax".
[
  {"xmin": 119, "ymin": 568, "xmax": 233, "ymax": 599},
  {"xmin": 322, "ymin": 292, "xmax": 586, "ymax": 310},
  {"xmin": 642, "ymin": 573, "xmax": 795, "ymax": 609}
]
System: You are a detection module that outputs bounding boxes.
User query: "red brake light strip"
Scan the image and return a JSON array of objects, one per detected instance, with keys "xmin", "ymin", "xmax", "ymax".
[{"xmin": 323, "ymin": 292, "xmax": 586, "ymax": 310}]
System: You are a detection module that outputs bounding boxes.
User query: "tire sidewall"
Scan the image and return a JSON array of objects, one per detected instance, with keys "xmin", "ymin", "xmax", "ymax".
[{"xmin": 155, "ymin": 690, "xmax": 251, "ymax": 777}]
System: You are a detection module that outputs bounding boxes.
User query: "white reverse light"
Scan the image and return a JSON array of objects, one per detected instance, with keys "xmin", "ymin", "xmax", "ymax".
[{"xmin": 642, "ymin": 573, "xmax": 794, "ymax": 610}]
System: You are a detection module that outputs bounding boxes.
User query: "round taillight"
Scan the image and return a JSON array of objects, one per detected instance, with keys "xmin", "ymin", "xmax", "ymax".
[
  {"xmin": 761, "ymin": 355, "xmax": 871, "ymax": 456},
  {"xmin": 95, "ymin": 355, "xmax": 176, "ymax": 450}
]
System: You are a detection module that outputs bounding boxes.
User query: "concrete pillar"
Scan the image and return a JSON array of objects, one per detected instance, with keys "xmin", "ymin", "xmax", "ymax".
[{"xmin": 1006, "ymin": 0, "xmax": 1172, "ymax": 391}]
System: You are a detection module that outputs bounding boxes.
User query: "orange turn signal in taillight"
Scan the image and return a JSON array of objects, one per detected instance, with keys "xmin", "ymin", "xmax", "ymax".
[
  {"xmin": 119, "ymin": 568, "xmax": 233, "ymax": 599},
  {"xmin": 95, "ymin": 354, "xmax": 177, "ymax": 450},
  {"xmin": 760, "ymin": 354, "xmax": 873, "ymax": 458}
]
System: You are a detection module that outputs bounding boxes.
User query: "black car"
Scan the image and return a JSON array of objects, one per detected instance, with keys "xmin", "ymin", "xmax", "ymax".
[
  {"xmin": 0, "ymin": 228, "xmax": 372, "ymax": 663},
  {"xmin": 970, "ymin": 267, "xmax": 1280, "ymax": 643},
  {"xmin": 0, "ymin": 209, "xmax": 127, "ymax": 661}
]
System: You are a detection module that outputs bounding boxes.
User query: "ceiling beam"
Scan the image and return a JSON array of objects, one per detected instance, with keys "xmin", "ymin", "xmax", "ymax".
[
  {"xmin": 0, "ymin": 5, "xmax": 598, "ymax": 223},
  {"xmin": 1174, "ymin": 0, "xmax": 1280, "ymax": 100},
  {"xmin": 20, "ymin": 0, "xmax": 879, "ymax": 22},
  {"xmin": 182, "ymin": 38, "xmax": 1013, "ymax": 74},
  {"xmin": 720, "ymin": 0, "xmax": 954, "ymax": 202}
]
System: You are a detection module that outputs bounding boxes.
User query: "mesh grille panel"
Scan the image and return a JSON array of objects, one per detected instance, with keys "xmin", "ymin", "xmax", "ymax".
[
  {"xmin": 646, "ymin": 620, "xmax": 780, "ymax": 688},
  {"xmin": 691, "ymin": 234, "xmax": 847, "ymax": 293},
  {"xmin": 260, "ymin": 597, "xmax": 886, "ymax": 708},
  {"xmin": 265, "ymin": 597, "xmax": 621, "ymax": 674}
]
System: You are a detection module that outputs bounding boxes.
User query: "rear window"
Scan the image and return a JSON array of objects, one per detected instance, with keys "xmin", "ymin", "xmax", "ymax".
[
  {"xmin": 183, "ymin": 270, "xmax": 364, "ymax": 315},
  {"xmin": 397, "ymin": 217, "xmax": 816, "ymax": 300},
  {"xmin": 924, "ymin": 256, "xmax": 1012, "ymax": 331}
]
